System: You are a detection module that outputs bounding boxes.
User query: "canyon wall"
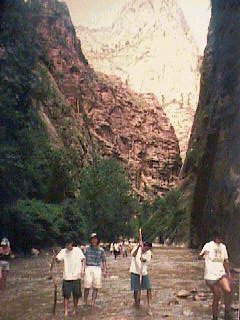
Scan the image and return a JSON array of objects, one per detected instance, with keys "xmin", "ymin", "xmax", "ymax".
[
  {"xmin": 182, "ymin": 0, "xmax": 240, "ymax": 260},
  {"xmin": 33, "ymin": 0, "xmax": 182, "ymax": 198},
  {"xmin": 75, "ymin": 0, "xmax": 201, "ymax": 159}
]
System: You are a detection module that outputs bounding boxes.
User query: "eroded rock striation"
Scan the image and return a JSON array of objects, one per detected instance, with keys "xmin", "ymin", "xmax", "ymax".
[
  {"xmin": 37, "ymin": 0, "xmax": 181, "ymax": 198},
  {"xmin": 181, "ymin": 0, "xmax": 240, "ymax": 260},
  {"xmin": 74, "ymin": 0, "xmax": 201, "ymax": 159}
]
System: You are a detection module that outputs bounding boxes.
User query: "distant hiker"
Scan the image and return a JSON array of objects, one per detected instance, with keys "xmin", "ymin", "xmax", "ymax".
[
  {"xmin": 0, "ymin": 238, "xmax": 14, "ymax": 290},
  {"xmin": 55, "ymin": 237, "xmax": 85, "ymax": 317},
  {"xmin": 199, "ymin": 230, "xmax": 233, "ymax": 320},
  {"xmin": 113, "ymin": 242, "xmax": 120, "ymax": 260},
  {"xmin": 83, "ymin": 233, "xmax": 107, "ymax": 308},
  {"xmin": 110, "ymin": 242, "xmax": 114, "ymax": 255},
  {"xmin": 130, "ymin": 240, "xmax": 152, "ymax": 313},
  {"xmin": 122, "ymin": 241, "xmax": 128, "ymax": 258}
]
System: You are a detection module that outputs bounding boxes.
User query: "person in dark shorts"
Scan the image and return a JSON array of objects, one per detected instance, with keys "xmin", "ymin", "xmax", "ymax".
[
  {"xmin": 129, "ymin": 240, "xmax": 152, "ymax": 314},
  {"xmin": 55, "ymin": 238, "xmax": 85, "ymax": 317},
  {"xmin": 199, "ymin": 230, "xmax": 233, "ymax": 320}
]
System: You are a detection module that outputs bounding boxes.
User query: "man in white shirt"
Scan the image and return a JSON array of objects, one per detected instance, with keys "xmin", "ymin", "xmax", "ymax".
[
  {"xmin": 199, "ymin": 231, "xmax": 232, "ymax": 320},
  {"xmin": 55, "ymin": 238, "xmax": 85, "ymax": 317},
  {"xmin": 130, "ymin": 241, "xmax": 152, "ymax": 314}
]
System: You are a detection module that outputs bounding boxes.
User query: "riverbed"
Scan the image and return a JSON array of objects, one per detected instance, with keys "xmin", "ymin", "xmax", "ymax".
[{"xmin": 0, "ymin": 248, "xmax": 238, "ymax": 319}]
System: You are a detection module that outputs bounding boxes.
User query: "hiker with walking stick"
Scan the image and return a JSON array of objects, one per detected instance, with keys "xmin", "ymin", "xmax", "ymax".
[
  {"xmin": 54, "ymin": 237, "xmax": 85, "ymax": 317},
  {"xmin": 129, "ymin": 230, "xmax": 152, "ymax": 314},
  {"xmin": 199, "ymin": 230, "xmax": 233, "ymax": 320}
]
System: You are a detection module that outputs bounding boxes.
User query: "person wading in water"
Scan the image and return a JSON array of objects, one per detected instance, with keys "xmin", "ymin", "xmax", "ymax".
[
  {"xmin": 199, "ymin": 230, "xmax": 233, "ymax": 320},
  {"xmin": 130, "ymin": 239, "xmax": 152, "ymax": 315},
  {"xmin": 55, "ymin": 237, "xmax": 85, "ymax": 317},
  {"xmin": 0, "ymin": 238, "xmax": 14, "ymax": 290},
  {"xmin": 83, "ymin": 233, "xmax": 107, "ymax": 308}
]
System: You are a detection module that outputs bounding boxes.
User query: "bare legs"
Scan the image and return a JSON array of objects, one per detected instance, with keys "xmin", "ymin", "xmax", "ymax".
[
  {"xmin": 73, "ymin": 297, "xmax": 79, "ymax": 317},
  {"xmin": 91, "ymin": 288, "xmax": 98, "ymax": 307},
  {"xmin": 64, "ymin": 298, "xmax": 69, "ymax": 317},
  {"xmin": 133, "ymin": 289, "xmax": 152, "ymax": 314},
  {"xmin": 84, "ymin": 288, "xmax": 90, "ymax": 305},
  {"xmin": 0, "ymin": 270, "xmax": 8, "ymax": 290},
  {"xmin": 147, "ymin": 289, "xmax": 152, "ymax": 314},
  {"xmin": 209, "ymin": 277, "xmax": 231, "ymax": 319},
  {"xmin": 134, "ymin": 290, "xmax": 141, "ymax": 307},
  {"xmin": 84, "ymin": 288, "xmax": 98, "ymax": 308}
]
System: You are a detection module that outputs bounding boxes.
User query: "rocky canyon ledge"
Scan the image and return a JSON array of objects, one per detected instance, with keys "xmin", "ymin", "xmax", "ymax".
[
  {"xmin": 35, "ymin": 0, "xmax": 182, "ymax": 198},
  {"xmin": 73, "ymin": 0, "xmax": 201, "ymax": 160}
]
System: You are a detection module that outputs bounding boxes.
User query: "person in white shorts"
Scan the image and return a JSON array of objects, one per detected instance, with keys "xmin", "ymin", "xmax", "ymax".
[
  {"xmin": 83, "ymin": 233, "xmax": 107, "ymax": 307},
  {"xmin": 199, "ymin": 230, "xmax": 232, "ymax": 320}
]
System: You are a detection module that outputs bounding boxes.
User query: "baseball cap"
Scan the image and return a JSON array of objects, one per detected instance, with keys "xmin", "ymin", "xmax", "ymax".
[{"xmin": 1, "ymin": 238, "xmax": 9, "ymax": 246}]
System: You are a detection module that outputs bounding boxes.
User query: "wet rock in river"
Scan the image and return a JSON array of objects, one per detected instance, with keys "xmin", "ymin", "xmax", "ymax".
[
  {"xmin": 177, "ymin": 289, "xmax": 191, "ymax": 298},
  {"xmin": 167, "ymin": 299, "xmax": 180, "ymax": 306},
  {"xmin": 193, "ymin": 293, "xmax": 207, "ymax": 301}
]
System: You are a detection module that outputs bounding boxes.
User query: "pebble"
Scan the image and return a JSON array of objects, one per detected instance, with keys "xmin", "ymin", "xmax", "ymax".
[
  {"xmin": 177, "ymin": 289, "xmax": 191, "ymax": 298},
  {"xmin": 231, "ymin": 303, "xmax": 239, "ymax": 310},
  {"xmin": 193, "ymin": 293, "xmax": 207, "ymax": 301},
  {"xmin": 168, "ymin": 299, "xmax": 180, "ymax": 306}
]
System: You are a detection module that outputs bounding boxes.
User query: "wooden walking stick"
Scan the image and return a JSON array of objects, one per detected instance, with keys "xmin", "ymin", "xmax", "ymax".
[
  {"xmin": 50, "ymin": 249, "xmax": 58, "ymax": 315},
  {"xmin": 238, "ymin": 271, "xmax": 240, "ymax": 320},
  {"xmin": 139, "ymin": 228, "xmax": 143, "ymax": 286},
  {"xmin": 138, "ymin": 228, "xmax": 143, "ymax": 304},
  {"xmin": 231, "ymin": 268, "xmax": 240, "ymax": 320}
]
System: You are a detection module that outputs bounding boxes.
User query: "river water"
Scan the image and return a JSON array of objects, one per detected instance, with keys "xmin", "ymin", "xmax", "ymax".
[{"xmin": 0, "ymin": 247, "xmax": 239, "ymax": 319}]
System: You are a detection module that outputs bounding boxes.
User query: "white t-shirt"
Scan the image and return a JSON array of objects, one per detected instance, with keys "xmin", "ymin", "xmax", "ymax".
[
  {"xmin": 200, "ymin": 241, "xmax": 228, "ymax": 280},
  {"xmin": 130, "ymin": 246, "xmax": 151, "ymax": 276},
  {"xmin": 56, "ymin": 247, "xmax": 85, "ymax": 280},
  {"xmin": 113, "ymin": 243, "xmax": 120, "ymax": 251}
]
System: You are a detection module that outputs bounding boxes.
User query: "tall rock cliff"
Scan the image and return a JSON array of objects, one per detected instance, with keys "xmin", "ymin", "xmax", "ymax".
[
  {"xmin": 75, "ymin": 0, "xmax": 201, "ymax": 159},
  {"xmin": 20, "ymin": 0, "xmax": 181, "ymax": 199},
  {"xmin": 181, "ymin": 0, "xmax": 240, "ymax": 260}
]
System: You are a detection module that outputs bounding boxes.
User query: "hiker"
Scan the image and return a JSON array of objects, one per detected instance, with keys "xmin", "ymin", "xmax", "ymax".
[
  {"xmin": 55, "ymin": 237, "xmax": 85, "ymax": 317},
  {"xmin": 122, "ymin": 240, "xmax": 128, "ymax": 258},
  {"xmin": 0, "ymin": 238, "xmax": 15, "ymax": 290},
  {"xmin": 113, "ymin": 241, "xmax": 120, "ymax": 260},
  {"xmin": 110, "ymin": 242, "xmax": 114, "ymax": 255},
  {"xmin": 130, "ymin": 240, "xmax": 152, "ymax": 313},
  {"xmin": 83, "ymin": 233, "xmax": 107, "ymax": 308},
  {"xmin": 199, "ymin": 230, "xmax": 233, "ymax": 320}
]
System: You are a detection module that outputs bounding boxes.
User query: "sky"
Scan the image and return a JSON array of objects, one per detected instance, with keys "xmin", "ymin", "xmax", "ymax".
[{"xmin": 64, "ymin": 0, "xmax": 211, "ymax": 53}]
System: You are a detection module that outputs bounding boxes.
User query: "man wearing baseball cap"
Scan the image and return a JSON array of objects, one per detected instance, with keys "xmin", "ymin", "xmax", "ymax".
[{"xmin": 83, "ymin": 233, "xmax": 107, "ymax": 308}]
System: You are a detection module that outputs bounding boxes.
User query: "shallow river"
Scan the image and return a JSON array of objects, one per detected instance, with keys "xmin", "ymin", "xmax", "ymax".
[{"xmin": 0, "ymin": 248, "xmax": 239, "ymax": 319}]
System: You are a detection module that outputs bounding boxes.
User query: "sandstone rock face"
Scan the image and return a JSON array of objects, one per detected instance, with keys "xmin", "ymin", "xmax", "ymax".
[
  {"xmin": 74, "ymin": 0, "xmax": 201, "ymax": 159},
  {"xmin": 38, "ymin": 0, "xmax": 181, "ymax": 198},
  {"xmin": 181, "ymin": 0, "xmax": 240, "ymax": 260}
]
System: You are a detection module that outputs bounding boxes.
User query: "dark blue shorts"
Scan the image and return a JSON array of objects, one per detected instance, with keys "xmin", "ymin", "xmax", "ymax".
[
  {"xmin": 62, "ymin": 279, "xmax": 82, "ymax": 299},
  {"xmin": 130, "ymin": 273, "xmax": 151, "ymax": 291}
]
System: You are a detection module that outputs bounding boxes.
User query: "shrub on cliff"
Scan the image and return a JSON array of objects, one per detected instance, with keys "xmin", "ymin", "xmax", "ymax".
[{"xmin": 140, "ymin": 191, "xmax": 188, "ymax": 243}]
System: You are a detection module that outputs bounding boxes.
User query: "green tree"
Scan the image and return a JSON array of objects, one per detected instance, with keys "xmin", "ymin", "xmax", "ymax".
[
  {"xmin": 140, "ymin": 191, "xmax": 188, "ymax": 243},
  {"xmin": 78, "ymin": 159, "xmax": 136, "ymax": 240}
]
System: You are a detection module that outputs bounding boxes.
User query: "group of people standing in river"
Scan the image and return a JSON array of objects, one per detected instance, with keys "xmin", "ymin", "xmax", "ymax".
[
  {"xmin": 0, "ymin": 230, "xmax": 236, "ymax": 319},
  {"xmin": 53, "ymin": 233, "xmax": 153, "ymax": 317}
]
